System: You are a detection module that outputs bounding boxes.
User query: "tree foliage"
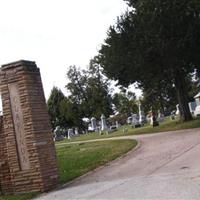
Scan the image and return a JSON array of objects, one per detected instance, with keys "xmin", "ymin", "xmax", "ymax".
[
  {"xmin": 97, "ymin": 0, "xmax": 200, "ymax": 121},
  {"xmin": 47, "ymin": 62, "xmax": 114, "ymax": 130},
  {"xmin": 112, "ymin": 90, "xmax": 137, "ymax": 116},
  {"xmin": 66, "ymin": 63, "xmax": 113, "ymax": 119},
  {"xmin": 59, "ymin": 98, "xmax": 84, "ymax": 129},
  {"xmin": 47, "ymin": 86, "xmax": 65, "ymax": 129}
]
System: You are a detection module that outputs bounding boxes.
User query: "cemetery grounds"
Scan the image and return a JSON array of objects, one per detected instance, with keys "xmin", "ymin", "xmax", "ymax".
[
  {"xmin": 1, "ymin": 117, "xmax": 200, "ymax": 200},
  {"xmin": 58, "ymin": 117, "xmax": 200, "ymax": 143},
  {"xmin": 0, "ymin": 140, "xmax": 137, "ymax": 200}
]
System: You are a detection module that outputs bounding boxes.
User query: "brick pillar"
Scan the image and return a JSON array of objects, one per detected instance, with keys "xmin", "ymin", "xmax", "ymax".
[{"xmin": 0, "ymin": 60, "xmax": 59, "ymax": 194}]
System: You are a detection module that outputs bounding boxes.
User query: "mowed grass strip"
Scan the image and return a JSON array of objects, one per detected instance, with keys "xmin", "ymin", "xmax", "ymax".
[
  {"xmin": 57, "ymin": 117, "xmax": 200, "ymax": 143},
  {"xmin": 57, "ymin": 139, "xmax": 137, "ymax": 184},
  {"xmin": 0, "ymin": 192, "xmax": 37, "ymax": 200},
  {"xmin": 126, "ymin": 117, "xmax": 200, "ymax": 136}
]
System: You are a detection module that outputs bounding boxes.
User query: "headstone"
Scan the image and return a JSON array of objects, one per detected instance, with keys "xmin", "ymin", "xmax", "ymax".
[
  {"xmin": 189, "ymin": 102, "xmax": 197, "ymax": 114},
  {"xmin": 0, "ymin": 60, "xmax": 58, "ymax": 194},
  {"xmin": 158, "ymin": 110, "xmax": 164, "ymax": 122},
  {"xmin": 194, "ymin": 92, "xmax": 200, "ymax": 116},
  {"xmin": 101, "ymin": 114, "xmax": 108, "ymax": 131},
  {"xmin": 91, "ymin": 117, "xmax": 97, "ymax": 131},
  {"xmin": 127, "ymin": 116, "xmax": 132, "ymax": 124},
  {"xmin": 116, "ymin": 121, "xmax": 119, "ymax": 129},
  {"xmin": 75, "ymin": 128, "xmax": 79, "ymax": 135},
  {"xmin": 177, "ymin": 101, "xmax": 198, "ymax": 116},
  {"xmin": 109, "ymin": 126, "xmax": 116, "ymax": 132},
  {"xmin": 88, "ymin": 123, "xmax": 92, "ymax": 132},
  {"xmin": 176, "ymin": 104, "xmax": 180, "ymax": 115},
  {"xmin": 150, "ymin": 111, "xmax": 159, "ymax": 127},
  {"xmin": 132, "ymin": 114, "xmax": 141, "ymax": 128},
  {"xmin": 68, "ymin": 129, "xmax": 74, "ymax": 139},
  {"xmin": 54, "ymin": 126, "xmax": 64, "ymax": 141},
  {"xmin": 138, "ymin": 102, "xmax": 146, "ymax": 125},
  {"xmin": 171, "ymin": 111, "xmax": 176, "ymax": 120}
]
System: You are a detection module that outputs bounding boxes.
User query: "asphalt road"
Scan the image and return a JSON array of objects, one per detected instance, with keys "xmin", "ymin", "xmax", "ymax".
[{"xmin": 35, "ymin": 128, "xmax": 200, "ymax": 200}]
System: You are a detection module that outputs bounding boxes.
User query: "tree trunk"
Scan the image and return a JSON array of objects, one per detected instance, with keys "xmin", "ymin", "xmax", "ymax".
[
  {"xmin": 174, "ymin": 70, "xmax": 193, "ymax": 121},
  {"xmin": 159, "ymin": 95, "xmax": 165, "ymax": 114}
]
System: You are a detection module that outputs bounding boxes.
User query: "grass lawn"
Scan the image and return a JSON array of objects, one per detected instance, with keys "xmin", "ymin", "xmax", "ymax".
[
  {"xmin": 0, "ymin": 193, "xmax": 37, "ymax": 200},
  {"xmin": 57, "ymin": 139, "xmax": 137, "ymax": 184},
  {"xmin": 0, "ymin": 139, "xmax": 137, "ymax": 200},
  {"xmin": 57, "ymin": 117, "xmax": 200, "ymax": 143}
]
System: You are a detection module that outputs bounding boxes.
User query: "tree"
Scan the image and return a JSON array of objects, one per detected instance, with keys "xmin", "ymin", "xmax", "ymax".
[
  {"xmin": 85, "ymin": 59, "xmax": 113, "ymax": 118},
  {"xmin": 66, "ymin": 65, "xmax": 87, "ymax": 106},
  {"xmin": 47, "ymin": 86, "xmax": 65, "ymax": 129},
  {"xmin": 190, "ymin": 69, "xmax": 200, "ymax": 96},
  {"xmin": 97, "ymin": 0, "xmax": 200, "ymax": 121},
  {"xmin": 141, "ymin": 85, "xmax": 177, "ymax": 115},
  {"xmin": 59, "ymin": 97, "xmax": 84, "ymax": 129},
  {"xmin": 66, "ymin": 63, "xmax": 113, "ymax": 120},
  {"xmin": 112, "ymin": 91, "xmax": 138, "ymax": 116}
]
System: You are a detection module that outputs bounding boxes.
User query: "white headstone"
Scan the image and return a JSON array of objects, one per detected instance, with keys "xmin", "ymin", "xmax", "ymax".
[
  {"xmin": 68, "ymin": 129, "xmax": 74, "ymax": 139},
  {"xmin": 127, "ymin": 116, "xmax": 132, "ymax": 124},
  {"xmin": 91, "ymin": 117, "xmax": 97, "ymax": 131},
  {"xmin": 138, "ymin": 102, "xmax": 146, "ymax": 124},
  {"xmin": 194, "ymin": 93, "xmax": 200, "ymax": 116},
  {"xmin": 101, "ymin": 114, "xmax": 108, "ymax": 131},
  {"xmin": 132, "ymin": 114, "xmax": 140, "ymax": 127},
  {"xmin": 158, "ymin": 110, "xmax": 164, "ymax": 122},
  {"xmin": 189, "ymin": 102, "xmax": 197, "ymax": 113},
  {"xmin": 116, "ymin": 121, "xmax": 119, "ymax": 129},
  {"xmin": 75, "ymin": 128, "xmax": 79, "ymax": 135},
  {"xmin": 176, "ymin": 104, "xmax": 180, "ymax": 115}
]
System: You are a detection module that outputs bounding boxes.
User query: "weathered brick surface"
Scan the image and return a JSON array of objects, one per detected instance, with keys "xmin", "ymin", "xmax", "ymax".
[{"xmin": 0, "ymin": 60, "xmax": 59, "ymax": 194}]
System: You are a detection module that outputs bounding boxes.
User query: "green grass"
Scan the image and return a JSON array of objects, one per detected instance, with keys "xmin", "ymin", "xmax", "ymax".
[
  {"xmin": 0, "ymin": 139, "xmax": 137, "ymax": 200},
  {"xmin": 0, "ymin": 193, "xmax": 38, "ymax": 200},
  {"xmin": 127, "ymin": 117, "xmax": 200, "ymax": 135},
  {"xmin": 56, "ymin": 139, "xmax": 137, "ymax": 184},
  {"xmin": 57, "ymin": 117, "xmax": 200, "ymax": 143}
]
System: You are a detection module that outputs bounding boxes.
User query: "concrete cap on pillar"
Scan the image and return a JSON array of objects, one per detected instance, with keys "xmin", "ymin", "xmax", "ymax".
[{"xmin": 1, "ymin": 60, "xmax": 37, "ymax": 71}]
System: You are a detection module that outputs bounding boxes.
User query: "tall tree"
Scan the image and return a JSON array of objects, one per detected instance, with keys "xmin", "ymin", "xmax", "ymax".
[
  {"xmin": 98, "ymin": 0, "xmax": 200, "ymax": 121},
  {"xmin": 66, "ymin": 65, "xmax": 87, "ymax": 105},
  {"xmin": 47, "ymin": 86, "xmax": 65, "ymax": 129},
  {"xmin": 66, "ymin": 63, "xmax": 113, "ymax": 120},
  {"xmin": 85, "ymin": 59, "xmax": 113, "ymax": 118},
  {"xmin": 59, "ymin": 97, "xmax": 84, "ymax": 129}
]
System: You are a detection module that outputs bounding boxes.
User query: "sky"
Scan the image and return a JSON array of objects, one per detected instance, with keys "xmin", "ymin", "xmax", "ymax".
[{"xmin": 0, "ymin": 0, "xmax": 141, "ymax": 99}]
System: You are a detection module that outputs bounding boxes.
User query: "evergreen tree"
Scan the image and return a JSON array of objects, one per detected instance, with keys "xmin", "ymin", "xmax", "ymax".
[
  {"xmin": 47, "ymin": 86, "xmax": 65, "ymax": 129},
  {"xmin": 97, "ymin": 0, "xmax": 200, "ymax": 121}
]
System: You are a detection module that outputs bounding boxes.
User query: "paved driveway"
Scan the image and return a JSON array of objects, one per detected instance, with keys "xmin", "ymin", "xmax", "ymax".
[{"xmin": 35, "ymin": 128, "xmax": 200, "ymax": 200}]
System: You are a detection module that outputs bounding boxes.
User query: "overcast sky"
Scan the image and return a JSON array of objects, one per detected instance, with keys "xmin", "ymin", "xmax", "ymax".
[{"xmin": 0, "ymin": 0, "xmax": 141, "ymax": 99}]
